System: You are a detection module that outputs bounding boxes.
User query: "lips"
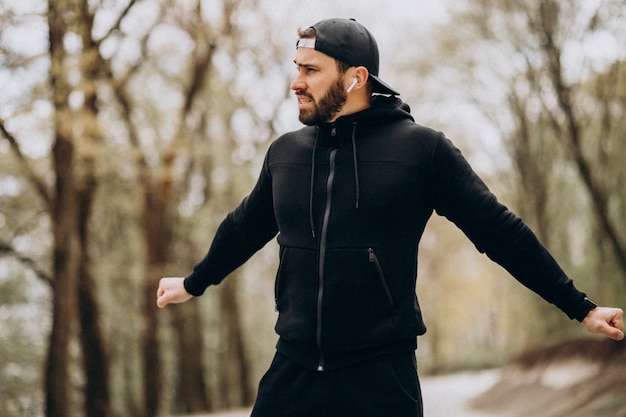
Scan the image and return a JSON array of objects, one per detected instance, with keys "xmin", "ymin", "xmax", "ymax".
[{"xmin": 296, "ymin": 92, "xmax": 313, "ymax": 105}]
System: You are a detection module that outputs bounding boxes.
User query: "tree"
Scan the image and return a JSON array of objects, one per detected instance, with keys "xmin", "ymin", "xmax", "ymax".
[
  {"xmin": 528, "ymin": 0, "xmax": 626, "ymax": 278},
  {"xmin": 436, "ymin": 0, "xmax": 626, "ymax": 336},
  {"xmin": 0, "ymin": 0, "xmax": 110, "ymax": 415},
  {"xmin": 109, "ymin": 0, "xmax": 292, "ymax": 413}
]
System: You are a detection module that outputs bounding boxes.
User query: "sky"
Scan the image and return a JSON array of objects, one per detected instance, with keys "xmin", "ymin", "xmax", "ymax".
[{"xmin": 259, "ymin": 0, "xmax": 455, "ymax": 83}]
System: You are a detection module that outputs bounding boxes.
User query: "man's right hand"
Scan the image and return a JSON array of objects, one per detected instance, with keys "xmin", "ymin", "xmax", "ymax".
[{"xmin": 156, "ymin": 277, "xmax": 193, "ymax": 308}]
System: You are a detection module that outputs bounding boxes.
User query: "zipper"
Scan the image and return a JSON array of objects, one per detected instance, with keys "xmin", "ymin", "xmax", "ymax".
[
  {"xmin": 316, "ymin": 147, "xmax": 337, "ymax": 372},
  {"xmin": 274, "ymin": 248, "xmax": 285, "ymax": 312},
  {"xmin": 368, "ymin": 248, "xmax": 394, "ymax": 308}
]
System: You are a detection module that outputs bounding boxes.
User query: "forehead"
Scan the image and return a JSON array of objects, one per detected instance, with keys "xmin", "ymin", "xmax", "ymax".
[{"xmin": 294, "ymin": 46, "xmax": 337, "ymax": 69}]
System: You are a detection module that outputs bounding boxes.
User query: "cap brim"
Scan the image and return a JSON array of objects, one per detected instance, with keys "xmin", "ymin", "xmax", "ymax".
[{"xmin": 370, "ymin": 74, "xmax": 400, "ymax": 96}]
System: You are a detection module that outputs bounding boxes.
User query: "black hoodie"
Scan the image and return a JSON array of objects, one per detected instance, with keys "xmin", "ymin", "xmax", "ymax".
[{"xmin": 184, "ymin": 96, "xmax": 591, "ymax": 371}]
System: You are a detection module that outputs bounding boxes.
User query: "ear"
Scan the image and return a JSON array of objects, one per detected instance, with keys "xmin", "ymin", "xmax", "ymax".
[{"xmin": 351, "ymin": 66, "xmax": 370, "ymax": 91}]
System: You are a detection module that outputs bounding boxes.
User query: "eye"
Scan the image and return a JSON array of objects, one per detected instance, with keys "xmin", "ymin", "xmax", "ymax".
[{"xmin": 296, "ymin": 66, "xmax": 315, "ymax": 74}]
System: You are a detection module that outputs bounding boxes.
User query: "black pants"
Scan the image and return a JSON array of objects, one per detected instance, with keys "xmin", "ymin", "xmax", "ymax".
[{"xmin": 250, "ymin": 352, "xmax": 423, "ymax": 417}]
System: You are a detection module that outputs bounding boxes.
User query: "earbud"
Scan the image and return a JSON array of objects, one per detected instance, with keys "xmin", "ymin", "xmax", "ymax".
[{"xmin": 346, "ymin": 78, "xmax": 358, "ymax": 93}]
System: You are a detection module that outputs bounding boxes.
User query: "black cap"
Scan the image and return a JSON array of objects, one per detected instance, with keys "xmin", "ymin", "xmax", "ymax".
[{"xmin": 296, "ymin": 18, "xmax": 400, "ymax": 96}]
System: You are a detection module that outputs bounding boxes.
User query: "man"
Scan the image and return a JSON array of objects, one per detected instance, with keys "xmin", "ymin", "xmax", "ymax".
[{"xmin": 156, "ymin": 18, "xmax": 624, "ymax": 417}]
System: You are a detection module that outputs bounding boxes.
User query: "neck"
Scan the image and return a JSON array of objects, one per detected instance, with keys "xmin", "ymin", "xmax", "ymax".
[{"xmin": 330, "ymin": 94, "xmax": 371, "ymax": 122}]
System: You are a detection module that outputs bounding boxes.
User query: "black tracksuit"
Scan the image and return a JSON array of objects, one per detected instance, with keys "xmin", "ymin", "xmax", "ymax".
[{"xmin": 184, "ymin": 96, "xmax": 592, "ymax": 415}]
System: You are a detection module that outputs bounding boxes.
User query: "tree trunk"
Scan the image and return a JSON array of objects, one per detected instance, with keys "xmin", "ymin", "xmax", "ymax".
[
  {"xmin": 73, "ymin": 0, "xmax": 113, "ymax": 413},
  {"xmin": 77, "ymin": 261, "xmax": 112, "ymax": 417},
  {"xmin": 218, "ymin": 274, "xmax": 254, "ymax": 407},
  {"xmin": 142, "ymin": 270, "xmax": 163, "ymax": 417},
  {"xmin": 45, "ymin": 0, "xmax": 80, "ymax": 415},
  {"xmin": 77, "ymin": 176, "xmax": 112, "ymax": 417},
  {"xmin": 46, "ymin": 117, "xmax": 80, "ymax": 417},
  {"xmin": 171, "ymin": 303, "xmax": 212, "ymax": 413},
  {"xmin": 141, "ymin": 190, "xmax": 168, "ymax": 417},
  {"xmin": 45, "ymin": 193, "xmax": 79, "ymax": 417}
]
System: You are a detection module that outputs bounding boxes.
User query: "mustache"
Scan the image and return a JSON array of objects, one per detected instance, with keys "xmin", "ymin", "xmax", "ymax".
[{"xmin": 295, "ymin": 90, "xmax": 314, "ymax": 100}]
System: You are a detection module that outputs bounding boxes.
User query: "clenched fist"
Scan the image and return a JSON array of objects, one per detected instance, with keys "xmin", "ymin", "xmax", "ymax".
[{"xmin": 156, "ymin": 277, "xmax": 193, "ymax": 308}]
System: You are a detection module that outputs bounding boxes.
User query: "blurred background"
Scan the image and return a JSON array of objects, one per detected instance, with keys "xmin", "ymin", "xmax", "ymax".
[{"xmin": 1, "ymin": 0, "xmax": 625, "ymax": 416}]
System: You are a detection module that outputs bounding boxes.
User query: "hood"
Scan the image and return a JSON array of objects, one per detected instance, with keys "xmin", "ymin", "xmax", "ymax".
[{"xmin": 321, "ymin": 95, "xmax": 414, "ymax": 129}]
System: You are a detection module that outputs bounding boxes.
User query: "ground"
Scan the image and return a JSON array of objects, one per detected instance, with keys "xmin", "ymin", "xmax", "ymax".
[
  {"xmin": 186, "ymin": 338, "xmax": 626, "ymax": 417},
  {"xmin": 471, "ymin": 338, "xmax": 626, "ymax": 417}
]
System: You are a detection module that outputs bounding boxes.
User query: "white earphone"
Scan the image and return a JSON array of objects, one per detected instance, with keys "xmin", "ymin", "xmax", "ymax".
[{"xmin": 346, "ymin": 77, "xmax": 358, "ymax": 93}]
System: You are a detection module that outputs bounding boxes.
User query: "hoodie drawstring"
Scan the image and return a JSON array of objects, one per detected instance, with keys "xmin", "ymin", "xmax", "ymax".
[
  {"xmin": 309, "ymin": 128, "xmax": 319, "ymax": 238},
  {"xmin": 309, "ymin": 123, "xmax": 360, "ymax": 238},
  {"xmin": 350, "ymin": 123, "xmax": 360, "ymax": 209}
]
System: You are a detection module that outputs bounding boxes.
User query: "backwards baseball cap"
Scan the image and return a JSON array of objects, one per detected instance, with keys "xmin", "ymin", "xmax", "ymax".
[{"xmin": 296, "ymin": 18, "xmax": 400, "ymax": 96}]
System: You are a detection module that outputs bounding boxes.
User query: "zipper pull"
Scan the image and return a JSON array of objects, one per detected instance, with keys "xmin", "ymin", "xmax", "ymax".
[
  {"xmin": 331, "ymin": 127, "xmax": 336, "ymax": 136},
  {"xmin": 368, "ymin": 247, "xmax": 375, "ymax": 262}
]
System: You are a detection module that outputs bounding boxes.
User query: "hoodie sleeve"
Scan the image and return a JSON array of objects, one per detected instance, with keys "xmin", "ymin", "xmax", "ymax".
[
  {"xmin": 428, "ymin": 134, "xmax": 591, "ymax": 321},
  {"xmin": 183, "ymin": 151, "xmax": 278, "ymax": 296}
]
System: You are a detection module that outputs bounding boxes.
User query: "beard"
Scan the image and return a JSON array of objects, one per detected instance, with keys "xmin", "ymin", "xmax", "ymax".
[{"xmin": 298, "ymin": 76, "xmax": 348, "ymax": 126}]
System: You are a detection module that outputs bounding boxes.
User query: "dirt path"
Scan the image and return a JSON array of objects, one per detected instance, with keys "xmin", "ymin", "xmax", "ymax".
[
  {"xmin": 199, "ymin": 369, "xmax": 502, "ymax": 417},
  {"xmin": 421, "ymin": 370, "xmax": 503, "ymax": 417}
]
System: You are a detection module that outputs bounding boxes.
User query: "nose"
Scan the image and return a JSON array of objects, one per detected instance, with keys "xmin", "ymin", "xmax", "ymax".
[{"xmin": 290, "ymin": 74, "xmax": 306, "ymax": 92}]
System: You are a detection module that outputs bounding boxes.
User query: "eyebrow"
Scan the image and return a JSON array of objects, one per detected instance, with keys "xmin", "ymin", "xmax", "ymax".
[{"xmin": 294, "ymin": 59, "xmax": 319, "ymax": 69}]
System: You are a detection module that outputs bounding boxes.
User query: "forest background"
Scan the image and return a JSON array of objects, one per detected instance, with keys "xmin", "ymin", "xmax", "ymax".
[{"xmin": 1, "ymin": 0, "xmax": 625, "ymax": 416}]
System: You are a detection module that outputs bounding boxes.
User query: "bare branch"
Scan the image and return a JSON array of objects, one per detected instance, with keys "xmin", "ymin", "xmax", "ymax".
[
  {"xmin": 533, "ymin": 0, "xmax": 626, "ymax": 276},
  {"xmin": 94, "ymin": 0, "xmax": 139, "ymax": 45},
  {"xmin": 0, "ymin": 118, "xmax": 51, "ymax": 205},
  {"xmin": 0, "ymin": 240, "xmax": 52, "ymax": 285}
]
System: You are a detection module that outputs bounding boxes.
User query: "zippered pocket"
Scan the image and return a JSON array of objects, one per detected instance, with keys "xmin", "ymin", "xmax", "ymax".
[
  {"xmin": 274, "ymin": 247, "xmax": 286, "ymax": 312},
  {"xmin": 321, "ymin": 247, "xmax": 396, "ymax": 347},
  {"xmin": 368, "ymin": 247, "xmax": 394, "ymax": 308}
]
